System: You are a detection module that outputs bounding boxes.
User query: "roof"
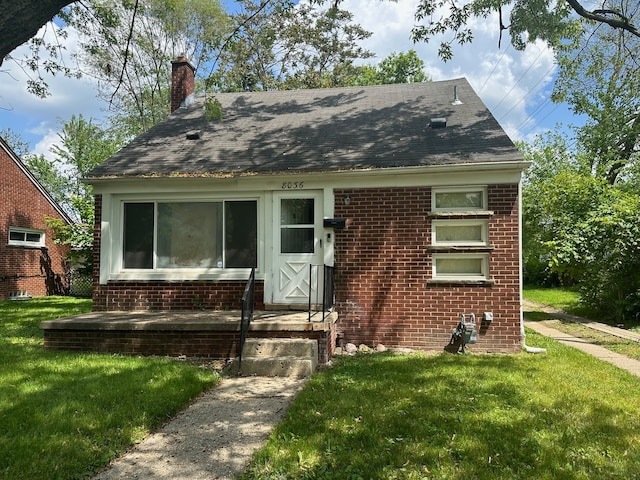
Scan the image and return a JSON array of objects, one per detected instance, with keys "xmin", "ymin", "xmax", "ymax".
[
  {"xmin": 87, "ymin": 78, "xmax": 523, "ymax": 179},
  {"xmin": 0, "ymin": 136, "xmax": 74, "ymax": 225}
]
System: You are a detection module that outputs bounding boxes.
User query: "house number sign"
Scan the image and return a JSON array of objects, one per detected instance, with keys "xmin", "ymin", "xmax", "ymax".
[{"xmin": 281, "ymin": 181, "xmax": 304, "ymax": 189}]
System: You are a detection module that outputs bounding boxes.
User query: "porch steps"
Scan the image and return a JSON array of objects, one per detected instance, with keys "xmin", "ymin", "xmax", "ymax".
[{"xmin": 234, "ymin": 338, "xmax": 318, "ymax": 378}]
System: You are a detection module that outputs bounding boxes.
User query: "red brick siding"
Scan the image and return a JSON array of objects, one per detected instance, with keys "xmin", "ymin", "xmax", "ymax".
[
  {"xmin": 93, "ymin": 280, "xmax": 265, "ymax": 311},
  {"xmin": 44, "ymin": 328, "xmax": 334, "ymax": 363},
  {"xmin": 333, "ymin": 185, "xmax": 522, "ymax": 353},
  {"xmin": 0, "ymin": 146, "xmax": 69, "ymax": 299}
]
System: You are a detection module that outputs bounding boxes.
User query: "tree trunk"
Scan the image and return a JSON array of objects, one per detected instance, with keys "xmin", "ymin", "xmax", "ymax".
[{"xmin": 0, "ymin": 0, "xmax": 75, "ymax": 65}]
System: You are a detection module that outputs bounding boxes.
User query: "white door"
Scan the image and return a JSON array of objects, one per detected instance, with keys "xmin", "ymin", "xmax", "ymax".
[{"xmin": 272, "ymin": 191, "xmax": 323, "ymax": 305}]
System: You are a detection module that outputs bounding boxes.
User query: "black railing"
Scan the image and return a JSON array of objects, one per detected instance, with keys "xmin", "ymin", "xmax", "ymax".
[
  {"xmin": 308, "ymin": 264, "xmax": 336, "ymax": 322},
  {"xmin": 239, "ymin": 268, "xmax": 256, "ymax": 365}
]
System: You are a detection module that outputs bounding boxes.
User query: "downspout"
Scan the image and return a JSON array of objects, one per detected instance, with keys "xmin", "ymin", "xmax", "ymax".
[{"xmin": 519, "ymin": 174, "xmax": 546, "ymax": 354}]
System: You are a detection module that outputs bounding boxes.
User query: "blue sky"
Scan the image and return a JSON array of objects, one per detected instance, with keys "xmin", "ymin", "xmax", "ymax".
[{"xmin": 0, "ymin": 0, "xmax": 583, "ymax": 160}]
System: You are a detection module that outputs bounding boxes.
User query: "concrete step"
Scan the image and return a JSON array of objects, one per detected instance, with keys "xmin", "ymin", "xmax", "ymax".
[
  {"xmin": 242, "ymin": 338, "xmax": 318, "ymax": 359},
  {"xmin": 236, "ymin": 357, "xmax": 316, "ymax": 378},
  {"xmin": 233, "ymin": 338, "xmax": 318, "ymax": 377}
]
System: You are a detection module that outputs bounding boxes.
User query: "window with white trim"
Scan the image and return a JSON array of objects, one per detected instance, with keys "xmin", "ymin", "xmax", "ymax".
[
  {"xmin": 432, "ymin": 187, "xmax": 487, "ymax": 211},
  {"xmin": 433, "ymin": 254, "xmax": 489, "ymax": 280},
  {"xmin": 432, "ymin": 220, "xmax": 488, "ymax": 246},
  {"xmin": 122, "ymin": 200, "xmax": 257, "ymax": 270},
  {"xmin": 429, "ymin": 186, "xmax": 491, "ymax": 282},
  {"xmin": 8, "ymin": 227, "xmax": 45, "ymax": 248}
]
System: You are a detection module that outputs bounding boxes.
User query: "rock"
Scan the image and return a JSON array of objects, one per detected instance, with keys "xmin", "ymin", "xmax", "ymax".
[
  {"xmin": 344, "ymin": 343, "xmax": 358, "ymax": 354},
  {"xmin": 375, "ymin": 343, "xmax": 387, "ymax": 352},
  {"xmin": 358, "ymin": 344, "xmax": 370, "ymax": 353}
]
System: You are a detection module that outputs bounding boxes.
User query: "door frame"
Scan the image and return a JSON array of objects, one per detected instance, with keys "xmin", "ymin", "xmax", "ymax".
[{"xmin": 270, "ymin": 190, "xmax": 324, "ymax": 306}]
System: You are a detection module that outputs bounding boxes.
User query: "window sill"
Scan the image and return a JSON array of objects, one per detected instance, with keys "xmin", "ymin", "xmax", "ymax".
[
  {"xmin": 427, "ymin": 279, "xmax": 495, "ymax": 287},
  {"xmin": 7, "ymin": 243, "xmax": 47, "ymax": 250},
  {"xmin": 426, "ymin": 245, "xmax": 494, "ymax": 253},
  {"xmin": 428, "ymin": 210, "xmax": 494, "ymax": 219}
]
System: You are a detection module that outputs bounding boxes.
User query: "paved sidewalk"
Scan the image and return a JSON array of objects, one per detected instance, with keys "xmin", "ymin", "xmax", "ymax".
[
  {"xmin": 523, "ymin": 300, "xmax": 640, "ymax": 377},
  {"xmin": 92, "ymin": 376, "xmax": 307, "ymax": 480}
]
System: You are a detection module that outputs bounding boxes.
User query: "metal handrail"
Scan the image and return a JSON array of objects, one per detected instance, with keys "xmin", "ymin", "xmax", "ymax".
[
  {"xmin": 239, "ymin": 267, "xmax": 256, "ymax": 365},
  {"xmin": 308, "ymin": 264, "xmax": 335, "ymax": 322}
]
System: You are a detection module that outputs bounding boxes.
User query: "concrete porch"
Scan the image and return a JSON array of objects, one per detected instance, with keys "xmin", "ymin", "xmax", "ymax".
[{"xmin": 41, "ymin": 309, "xmax": 338, "ymax": 366}]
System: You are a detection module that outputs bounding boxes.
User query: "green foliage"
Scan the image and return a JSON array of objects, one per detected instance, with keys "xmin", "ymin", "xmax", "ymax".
[
  {"xmin": 210, "ymin": 0, "xmax": 373, "ymax": 92},
  {"xmin": 204, "ymin": 96, "xmax": 223, "ymax": 121},
  {"xmin": 410, "ymin": 0, "xmax": 637, "ymax": 62},
  {"xmin": 241, "ymin": 348, "xmax": 640, "ymax": 479},
  {"xmin": 552, "ymin": 0, "xmax": 640, "ymax": 185},
  {"xmin": 63, "ymin": 0, "xmax": 229, "ymax": 135},
  {"xmin": 0, "ymin": 297, "xmax": 216, "ymax": 479}
]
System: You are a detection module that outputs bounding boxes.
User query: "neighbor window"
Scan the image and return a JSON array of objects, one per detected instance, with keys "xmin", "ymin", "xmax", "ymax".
[
  {"xmin": 122, "ymin": 200, "xmax": 257, "ymax": 270},
  {"xmin": 432, "ymin": 220, "xmax": 488, "ymax": 246},
  {"xmin": 8, "ymin": 227, "xmax": 45, "ymax": 247},
  {"xmin": 433, "ymin": 254, "xmax": 488, "ymax": 280},
  {"xmin": 432, "ymin": 187, "xmax": 487, "ymax": 211}
]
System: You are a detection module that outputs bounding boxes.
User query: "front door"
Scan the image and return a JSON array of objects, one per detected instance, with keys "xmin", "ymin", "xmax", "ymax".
[{"xmin": 273, "ymin": 191, "xmax": 323, "ymax": 305}]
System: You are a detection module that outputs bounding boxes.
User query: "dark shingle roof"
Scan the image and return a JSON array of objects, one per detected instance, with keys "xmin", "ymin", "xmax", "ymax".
[{"xmin": 87, "ymin": 78, "xmax": 522, "ymax": 178}]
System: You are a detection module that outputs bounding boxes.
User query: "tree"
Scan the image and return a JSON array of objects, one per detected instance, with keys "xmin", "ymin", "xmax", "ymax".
[
  {"xmin": 5, "ymin": 0, "xmax": 639, "ymax": 88},
  {"xmin": 355, "ymin": 50, "xmax": 430, "ymax": 86},
  {"xmin": 210, "ymin": 0, "xmax": 373, "ymax": 92},
  {"xmin": 61, "ymin": 0, "xmax": 229, "ymax": 135},
  {"xmin": 411, "ymin": 0, "xmax": 640, "ymax": 62},
  {"xmin": 552, "ymin": 0, "xmax": 640, "ymax": 185}
]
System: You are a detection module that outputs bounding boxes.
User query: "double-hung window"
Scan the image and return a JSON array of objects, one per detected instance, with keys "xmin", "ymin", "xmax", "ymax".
[
  {"xmin": 429, "ymin": 187, "xmax": 491, "ymax": 282},
  {"xmin": 8, "ymin": 227, "xmax": 45, "ymax": 248},
  {"xmin": 122, "ymin": 200, "xmax": 257, "ymax": 270}
]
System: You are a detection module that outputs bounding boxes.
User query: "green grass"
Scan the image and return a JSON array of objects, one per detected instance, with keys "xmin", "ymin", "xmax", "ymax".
[
  {"xmin": 523, "ymin": 287, "xmax": 640, "ymax": 360},
  {"xmin": 0, "ymin": 297, "xmax": 217, "ymax": 480},
  {"xmin": 523, "ymin": 285, "xmax": 582, "ymax": 313},
  {"xmin": 241, "ymin": 336, "xmax": 640, "ymax": 480}
]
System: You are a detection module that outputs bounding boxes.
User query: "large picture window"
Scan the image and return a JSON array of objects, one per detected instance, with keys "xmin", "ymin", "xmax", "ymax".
[{"xmin": 123, "ymin": 200, "xmax": 257, "ymax": 270}]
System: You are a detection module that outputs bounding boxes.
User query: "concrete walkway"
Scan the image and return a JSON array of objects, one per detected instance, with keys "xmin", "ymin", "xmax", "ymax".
[
  {"xmin": 523, "ymin": 300, "xmax": 640, "ymax": 377},
  {"xmin": 92, "ymin": 376, "xmax": 307, "ymax": 480}
]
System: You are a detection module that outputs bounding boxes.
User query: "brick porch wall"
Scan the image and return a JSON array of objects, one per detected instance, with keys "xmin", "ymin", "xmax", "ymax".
[
  {"xmin": 44, "ymin": 328, "xmax": 334, "ymax": 363},
  {"xmin": 333, "ymin": 185, "xmax": 522, "ymax": 353}
]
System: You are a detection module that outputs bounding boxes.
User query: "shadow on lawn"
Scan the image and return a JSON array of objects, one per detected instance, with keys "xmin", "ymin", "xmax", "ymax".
[{"xmin": 250, "ymin": 351, "xmax": 640, "ymax": 479}]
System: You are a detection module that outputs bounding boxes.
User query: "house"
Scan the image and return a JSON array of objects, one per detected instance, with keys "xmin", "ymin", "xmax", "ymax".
[
  {"xmin": 0, "ymin": 136, "xmax": 71, "ymax": 299},
  {"xmin": 77, "ymin": 58, "xmax": 528, "ymax": 358}
]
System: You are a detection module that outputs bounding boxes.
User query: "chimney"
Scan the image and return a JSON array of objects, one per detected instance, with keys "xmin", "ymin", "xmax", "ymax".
[{"xmin": 170, "ymin": 56, "xmax": 196, "ymax": 113}]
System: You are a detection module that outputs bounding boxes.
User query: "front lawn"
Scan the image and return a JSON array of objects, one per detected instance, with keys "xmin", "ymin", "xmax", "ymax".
[
  {"xmin": 0, "ymin": 297, "xmax": 217, "ymax": 480},
  {"xmin": 242, "ymin": 332, "xmax": 640, "ymax": 479}
]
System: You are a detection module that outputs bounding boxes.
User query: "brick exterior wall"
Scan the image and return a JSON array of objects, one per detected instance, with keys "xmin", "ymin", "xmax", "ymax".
[
  {"xmin": 0, "ymin": 143, "xmax": 69, "ymax": 299},
  {"xmin": 333, "ymin": 185, "xmax": 522, "ymax": 353},
  {"xmin": 92, "ymin": 279, "xmax": 265, "ymax": 311}
]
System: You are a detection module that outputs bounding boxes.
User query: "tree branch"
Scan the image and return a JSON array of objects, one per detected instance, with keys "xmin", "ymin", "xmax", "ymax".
[
  {"xmin": 0, "ymin": 0, "xmax": 76, "ymax": 66},
  {"xmin": 565, "ymin": 0, "xmax": 640, "ymax": 37}
]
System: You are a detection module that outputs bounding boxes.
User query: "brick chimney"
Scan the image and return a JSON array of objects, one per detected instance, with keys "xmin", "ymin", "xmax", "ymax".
[{"xmin": 170, "ymin": 56, "xmax": 196, "ymax": 113}]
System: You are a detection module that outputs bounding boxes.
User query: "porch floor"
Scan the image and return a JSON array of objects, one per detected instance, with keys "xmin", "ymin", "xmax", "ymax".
[{"xmin": 41, "ymin": 309, "xmax": 337, "ymax": 333}]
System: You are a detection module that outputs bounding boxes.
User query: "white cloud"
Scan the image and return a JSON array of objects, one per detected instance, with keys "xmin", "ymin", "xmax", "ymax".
[
  {"xmin": 344, "ymin": 0, "xmax": 562, "ymax": 140},
  {"xmin": 0, "ymin": 24, "xmax": 108, "ymax": 158}
]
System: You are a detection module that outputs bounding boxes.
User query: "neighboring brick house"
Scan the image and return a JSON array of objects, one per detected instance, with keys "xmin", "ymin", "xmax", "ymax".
[
  {"xmin": 0, "ymin": 137, "xmax": 71, "ymax": 299},
  {"xmin": 84, "ymin": 58, "xmax": 528, "ymax": 353}
]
